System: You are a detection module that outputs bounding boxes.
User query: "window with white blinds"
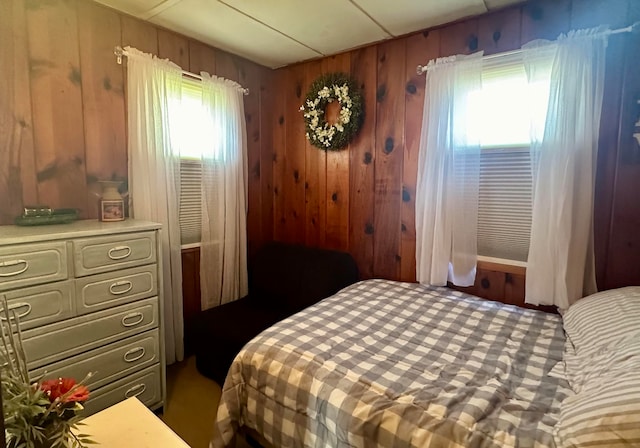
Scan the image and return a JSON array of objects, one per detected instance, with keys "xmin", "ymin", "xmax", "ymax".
[
  {"xmin": 468, "ymin": 55, "xmax": 549, "ymax": 262},
  {"xmin": 179, "ymin": 159, "xmax": 202, "ymax": 246},
  {"xmin": 477, "ymin": 148, "xmax": 532, "ymax": 261},
  {"xmin": 173, "ymin": 78, "xmax": 209, "ymax": 247}
]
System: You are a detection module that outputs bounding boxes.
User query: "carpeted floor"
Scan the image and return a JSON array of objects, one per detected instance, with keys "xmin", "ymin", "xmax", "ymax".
[
  {"xmin": 160, "ymin": 356, "xmax": 222, "ymax": 448},
  {"xmin": 160, "ymin": 356, "xmax": 254, "ymax": 448}
]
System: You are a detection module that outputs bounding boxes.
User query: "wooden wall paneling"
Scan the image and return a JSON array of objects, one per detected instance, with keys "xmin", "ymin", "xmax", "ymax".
[
  {"xmin": 606, "ymin": 165, "xmax": 640, "ymax": 287},
  {"xmin": 26, "ymin": 0, "xmax": 89, "ymax": 216},
  {"xmin": 593, "ymin": 34, "xmax": 626, "ymax": 287},
  {"xmin": 157, "ymin": 29, "xmax": 189, "ymax": 69},
  {"xmin": 181, "ymin": 247, "xmax": 201, "ymax": 355},
  {"xmin": 439, "ymin": 18, "xmax": 479, "ymax": 56},
  {"xmin": 239, "ymin": 60, "xmax": 263, "ymax": 256},
  {"xmin": 259, "ymin": 68, "xmax": 275, "ymax": 245},
  {"xmin": 604, "ymin": 31, "xmax": 640, "ymax": 288},
  {"xmin": 282, "ymin": 65, "xmax": 307, "ymax": 244},
  {"xmin": 272, "ymin": 69, "xmax": 288, "ymax": 241},
  {"xmin": 477, "ymin": 7, "xmax": 522, "ymax": 55},
  {"xmin": 77, "ymin": 1, "xmax": 126, "ymax": 219},
  {"xmin": 401, "ymin": 31, "xmax": 439, "ymax": 282},
  {"xmin": 474, "ymin": 269, "xmax": 507, "ymax": 302},
  {"xmin": 349, "ymin": 46, "xmax": 377, "ymax": 278},
  {"xmin": 570, "ymin": 0, "xmax": 629, "ymax": 29},
  {"xmin": 189, "ymin": 40, "xmax": 216, "ymax": 74},
  {"xmin": 504, "ymin": 272, "xmax": 526, "ymax": 306},
  {"xmin": 0, "ymin": 0, "xmax": 37, "ymax": 224},
  {"xmin": 216, "ymin": 50, "xmax": 240, "ymax": 82},
  {"xmin": 304, "ymin": 60, "xmax": 327, "ymax": 248},
  {"xmin": 120, "ymin": 15, "xmax": 158, "ymax": 55},
  {"xmin": 323, "ymin": 54, "xmax": 351, "ymax": 251},
  {"xmin": 521, "ymin": 0, "xmax": 571, "ymax": 43},
  {"xmin": 373, "ymin": 40, "xmax": 406, "ymax": 279}
]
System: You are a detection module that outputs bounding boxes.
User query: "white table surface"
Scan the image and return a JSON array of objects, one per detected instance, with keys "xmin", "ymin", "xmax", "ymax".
[{"xmin": 74, "ymin": 398, "xmax": 190, "ymax": 447}]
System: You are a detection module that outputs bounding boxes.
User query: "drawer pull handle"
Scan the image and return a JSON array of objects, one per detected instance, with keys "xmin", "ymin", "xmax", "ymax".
[
  {"xmin": 121, "ymin": 312, "xmax": 144, "ymax": 327},
  {"xmin": 109, "ymin": 280, "xmax": 133, "ymax": 295},
  {"xmin": 0, "ymin": 259, "xmax": 29, "ymax": 277},
  {"xmin": 123, "ymin": 346, "xmax": 146, "ymax": 363},
  {"xmin": 108, "ymin": 246, "xmax": 132, "ymax": 260},
  {"xmin": 0, "ymin": 303, "xmax": 32, "ymax": 320},
  {"xmin": 124, "ymin": 383, "xmax": 146, "ymax": 398}
]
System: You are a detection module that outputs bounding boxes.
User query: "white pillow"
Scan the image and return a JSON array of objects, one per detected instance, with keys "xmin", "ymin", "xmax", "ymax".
[
  {"xmin": 562, "ymin": 286, "xmax": 640, "ymax": 357},
  {"xmin": 554, "ymin": 369, "xmax": 640, "ymax": 447},
  {"xmin": 556, "ymin": 288, "xmax": 640, "ymax": 446}
]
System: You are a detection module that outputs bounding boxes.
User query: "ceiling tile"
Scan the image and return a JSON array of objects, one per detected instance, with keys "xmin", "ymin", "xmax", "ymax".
[
  {"xmin": 356, "ymin": 0, "xmax": 488, "ymax": 36},
  {"xmin": 93, "ymin": 0, "xmax": 166, "ymax": 17},
  {"xmin": 149, "ymin": 0, "xmax": 321, "ymax": 68},
  {"xmin": 220, "ymin": 0, "xmax": 391, "ymax": 56}
]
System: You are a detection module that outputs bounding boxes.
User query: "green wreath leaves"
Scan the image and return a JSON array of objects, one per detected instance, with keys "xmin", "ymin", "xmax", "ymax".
[{"xmin": 300, "ymin": 72, "xmax": 364, "ymax": 151}]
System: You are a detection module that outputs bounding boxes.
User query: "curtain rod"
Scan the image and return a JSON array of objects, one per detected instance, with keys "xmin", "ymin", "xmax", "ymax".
[
  {"xmin": 114, "ymin": 46, "xmax": 249, "ymax": 95},
  {"xmin": 416, "ymin": 21, "xmax": 640, "ymax": 75}
]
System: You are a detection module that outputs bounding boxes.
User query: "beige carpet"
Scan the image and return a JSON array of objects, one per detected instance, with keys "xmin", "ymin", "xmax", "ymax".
[{"xmin": 160, "ymin": 356, "xmax": 221, "ymax": 448}]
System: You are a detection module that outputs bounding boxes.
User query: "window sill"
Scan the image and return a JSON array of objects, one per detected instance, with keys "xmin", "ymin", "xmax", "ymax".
[{"xmin": 477, "ymin": 256, "xmax": 526, "ymax": 276}]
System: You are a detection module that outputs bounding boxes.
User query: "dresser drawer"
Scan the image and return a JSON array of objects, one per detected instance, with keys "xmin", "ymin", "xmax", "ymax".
[
  {"xmin": 73, "ymin": 232, "xmax": 156, "ymax": 277},
  {"xmin": 82, "ymin": 364, "xmax": 162, "ymax": 416},
  {"xmin": 0, "ymin": 242, "xmax": 68, "ymax": 291},
  {"xmin": 75, "ymin": 265, "xmax": 157, "ymax": 315},
  {"xmin": 23, "ymin": 297, "xmax": 158, "ymax": 369},
  {"xmin": 32, "ymin": 330, "xmax": 160, "ymax": 391},
  {"xmin": 2, "ymin": 281, "xmax": 74, "ymax": 330}
]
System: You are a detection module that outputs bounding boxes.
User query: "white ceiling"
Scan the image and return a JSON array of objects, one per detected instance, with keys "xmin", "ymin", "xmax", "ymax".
[{"xmin": 97, "ymin": 0, "xmax": 525, "ymax": 68}]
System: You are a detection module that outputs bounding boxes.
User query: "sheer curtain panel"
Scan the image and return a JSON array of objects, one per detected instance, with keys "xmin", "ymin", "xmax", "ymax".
[
  {"xmin": 125, "ymin": 47, "xmax": 185, "ymax": 364},
  {"xmin": 415, "ymin": 52, "xmax": 483, "ymax": 287},
  {"xmin": 199, "ymin": 73, "xmax": 248, "ymax": 310},
  {"xmin": 523, "ymin": 28, "xmax": 609, "ymax": 309}
]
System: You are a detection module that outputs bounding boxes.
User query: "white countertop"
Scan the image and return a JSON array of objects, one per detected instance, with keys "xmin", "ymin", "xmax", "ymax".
[{"xmin": 75, "ymin": 398, "xmax": 189, "ymax": 447}]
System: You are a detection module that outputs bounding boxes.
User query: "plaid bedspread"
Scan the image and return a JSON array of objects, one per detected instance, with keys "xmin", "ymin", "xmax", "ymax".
[{"xmin": 212, "ymin": 279, "xmax": 571, "ymax": 448}]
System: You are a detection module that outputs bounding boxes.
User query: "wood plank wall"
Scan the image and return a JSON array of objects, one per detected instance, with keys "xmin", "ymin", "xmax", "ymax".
[
  {"xmin": 0, "ymin": 0, "xmax": 270, "ymax": 234},
  {"xmin": 261, "ymin": 0, "xmax": 640, "ymax": 305},
  {"xmin": 2, "ymin": 0, "xmax": 638, "ymax": 314},
  {"xmin": 0, "ymin": 0, "xmax": 271, "ymax": 345}
]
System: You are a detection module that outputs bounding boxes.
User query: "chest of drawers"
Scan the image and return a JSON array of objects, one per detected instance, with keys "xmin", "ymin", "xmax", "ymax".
[{"xmin": 0, "ymin": 219, "xmax": 165, "ymax": 416}]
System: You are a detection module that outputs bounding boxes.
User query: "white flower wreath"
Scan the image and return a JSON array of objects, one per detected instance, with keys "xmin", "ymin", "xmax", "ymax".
[{"xmin": 300, "ymin": 73, "xmax": 363, "ymax": 151}]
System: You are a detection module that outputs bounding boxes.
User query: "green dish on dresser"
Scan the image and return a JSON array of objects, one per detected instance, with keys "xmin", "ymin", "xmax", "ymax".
[{"xmin": 15, "ymin": 209, "xmax": 79, "ymax": 226}]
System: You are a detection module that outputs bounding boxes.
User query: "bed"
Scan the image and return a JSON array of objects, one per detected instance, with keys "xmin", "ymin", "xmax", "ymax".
[{"xmin": 212, "ymin": 280, "xmax": 640, "ymax": 448}]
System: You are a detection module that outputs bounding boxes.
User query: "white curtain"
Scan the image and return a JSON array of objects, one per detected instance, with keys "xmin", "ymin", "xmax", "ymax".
[
  {"xmin": 523, "ymin": 28, "xmax": 609, "ymax": 309},
  {"xmin": 199, "ymin": 73, "xmax": 248, "ymax": 310},
  {"xmin": 416, "ymin": 52, "xmax": 484, "ymax": 287},
  {"xmin": 125, "ymin": 47, "xmax": 184, "ymax": 364}
]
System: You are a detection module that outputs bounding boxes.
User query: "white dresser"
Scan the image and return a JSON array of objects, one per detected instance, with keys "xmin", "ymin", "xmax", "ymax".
[{"xmin": 0, "ymin": 219, "xmax": 165, "ymax": 416}]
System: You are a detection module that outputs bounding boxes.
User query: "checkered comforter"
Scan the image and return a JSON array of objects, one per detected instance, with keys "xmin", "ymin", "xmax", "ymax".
[{"xmin": 212, "ymin": 279, "xmax": 571, "ymax": 448}]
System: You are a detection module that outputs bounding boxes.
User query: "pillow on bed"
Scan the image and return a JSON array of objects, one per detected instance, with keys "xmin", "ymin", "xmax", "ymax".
[
  {"xmin": 554, "ymin": 339, "xmax": 640, "ymax": 447},
  {"xmin": 557, "ymin": 289, "xmax": 640, "ymax": 446},
  {"xmin": 562, "ymin": 286, "xmax": 640, "ymax": 356},
  {"xmin": 563, "ymin": 337, "xmax": 640, "ymax": 393},
  {"xmin": 554, "ymin": 369, "xmax": 640, "ymax": 447}
]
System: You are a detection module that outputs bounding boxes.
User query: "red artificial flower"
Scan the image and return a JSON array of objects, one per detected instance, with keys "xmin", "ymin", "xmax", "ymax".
[{"xmin": 40, "ymin": 378, "xmax": 90, "ymax": 403}]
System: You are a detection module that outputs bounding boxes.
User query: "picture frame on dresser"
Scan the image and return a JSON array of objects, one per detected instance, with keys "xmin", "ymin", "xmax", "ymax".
[{"xmin": 0, "ymin": 219, "xmax": 165, "ymax": 418}]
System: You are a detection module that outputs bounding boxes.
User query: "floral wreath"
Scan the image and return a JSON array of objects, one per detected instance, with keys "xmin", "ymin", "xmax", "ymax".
[{"xmin": 300, "ymin": 72, "xmax": 364, "ymax": 151}]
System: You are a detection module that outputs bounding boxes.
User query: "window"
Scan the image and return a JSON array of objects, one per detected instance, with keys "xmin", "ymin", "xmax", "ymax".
[
  {"xmin": 467, "ymin": 58, "xmax": 550, "ymax": 263},
  {"xmin": 171, "ymin": 78, "xmax": 208, "ymax": 247}
]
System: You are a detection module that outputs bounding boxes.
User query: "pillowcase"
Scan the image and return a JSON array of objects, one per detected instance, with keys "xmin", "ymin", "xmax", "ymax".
[
  {"xmin": 556, "ymin": 288, "xmax": 640, "ymax": 446},
  {"xmin": 562, "ymin": 286, "xmax": 640, "ymax": 357},
  {"xmin": 554, "ymin": 369, "xmax": 640, "ymax": 447},
  {"xmin": 563, "ymin": 338, "xmax": 640, "ymax": 393}
]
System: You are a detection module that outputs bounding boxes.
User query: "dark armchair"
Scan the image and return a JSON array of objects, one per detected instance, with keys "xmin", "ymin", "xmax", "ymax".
[{"xmin": 192, "ymin": 242, "xmax": 359, "ymax": 385}]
